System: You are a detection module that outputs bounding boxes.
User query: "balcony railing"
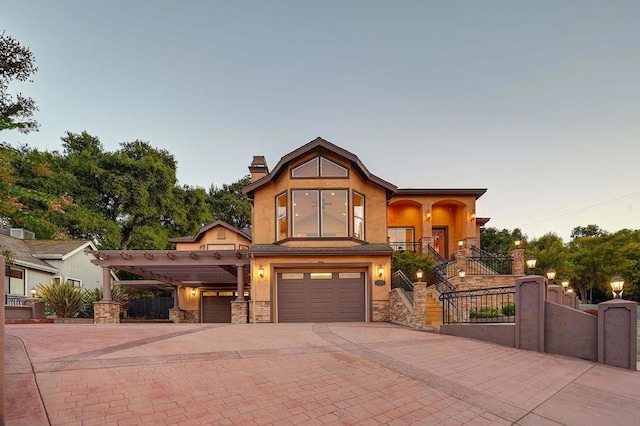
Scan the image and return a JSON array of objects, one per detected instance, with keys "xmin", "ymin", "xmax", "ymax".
[
  {"xmin": 389, "ymin": 241, "xmax": 423, "ymax": 254},
  {"xmin": 5, "ymin": 294, "xmax": 26, "ymax": 306}
]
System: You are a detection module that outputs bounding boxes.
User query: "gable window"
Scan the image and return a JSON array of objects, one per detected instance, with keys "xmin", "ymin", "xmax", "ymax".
[
  {"xmin": 276, "ymin": 193, "xmax": 287, "ymax": 241},
  {"xmin": 353, "ymin": 192, "xmax": 365, "ymax": 240},
  {"xmin": 291, "ymin": 157, "xmax": 348, "ymax": 178},
  {"xmin": 292, "ymin": 189, "xmax": 348, "ymax": 237}
]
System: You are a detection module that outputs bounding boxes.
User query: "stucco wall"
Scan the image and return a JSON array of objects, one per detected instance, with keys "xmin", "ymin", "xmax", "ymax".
[
  {"xmin": 545, "ymin": 301, "xmax": 598, "ymax": 361},
  {"xmin": 440, "ymin": 324, "xmax": 516, "ymax": 348}
]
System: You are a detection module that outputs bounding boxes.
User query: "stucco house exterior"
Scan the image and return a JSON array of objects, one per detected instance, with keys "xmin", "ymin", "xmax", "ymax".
[
  {"xmin": 2, "ymin": 228, "xmax": 117, "ymax": 300},
  {"xmin": 90, "ymin": 137, "xmax": 489, "ymax": 324}
]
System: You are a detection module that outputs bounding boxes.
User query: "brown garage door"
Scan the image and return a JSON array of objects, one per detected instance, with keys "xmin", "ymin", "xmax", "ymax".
[
  {"xmin": 277, "ymin": 272, "xmax": 365, "ymax": 322},
  {"xmin": 202, "ymin": 291, "xmax": 235, "ymax": 323}
]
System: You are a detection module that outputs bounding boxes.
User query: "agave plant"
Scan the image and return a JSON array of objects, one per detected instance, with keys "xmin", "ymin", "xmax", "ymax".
[{"xmin": 35, "ymin": 281, "xmax": 84, "ymax": 318}]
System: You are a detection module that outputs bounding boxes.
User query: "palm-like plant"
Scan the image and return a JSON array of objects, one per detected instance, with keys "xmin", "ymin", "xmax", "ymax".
[
  {"xmin": 76, "ymin": 286, "xmax": 127, "ymax": 318},
  {"xmin": 35, "ymin": 280, "xmax": 84, "ymax": 318}
]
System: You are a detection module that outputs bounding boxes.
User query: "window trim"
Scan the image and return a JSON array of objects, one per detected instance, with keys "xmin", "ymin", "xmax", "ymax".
[
  {"xmin": 290, "ymin": 188, "xmax": 349, "ymax": 238},
  {"xmin": 66, "ymin": 277, "xmax": 82, "ymax": 288}
]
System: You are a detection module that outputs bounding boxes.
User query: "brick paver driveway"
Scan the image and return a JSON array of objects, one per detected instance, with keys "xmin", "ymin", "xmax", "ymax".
[{"xmin": 5, "ymin": 322, "xmax": 640, "ymax": 425}]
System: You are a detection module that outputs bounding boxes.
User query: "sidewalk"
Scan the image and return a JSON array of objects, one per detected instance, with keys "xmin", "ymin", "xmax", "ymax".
[{"xmin": 5, "ymin": 322, "xmax": 640, "ymax": 425}]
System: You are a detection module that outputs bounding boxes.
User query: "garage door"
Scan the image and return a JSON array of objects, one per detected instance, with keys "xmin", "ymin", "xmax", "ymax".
[
  {"xmin": 202, "ymin": 291, "xmax": 235, "ymax": 323},
  {"xmin": 277, "ymin": 272, "xmax": 365, "ymax": 322}
]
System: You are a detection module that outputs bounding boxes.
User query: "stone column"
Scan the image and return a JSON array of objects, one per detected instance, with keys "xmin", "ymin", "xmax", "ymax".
[
  {"xmin": 231, "ymin": 300, "xmax": 249, "ymax": 324},
  {"xmin": 413, "ymin": 282, "xmax": 427, "ymax": 327},
  {"xmin": 236, "ymin": 264, "xmax": 245, "ymax": 301},
  {"xmin": 101, "ymin": 266, "xmax": 112, "ymax": 301},
  {"xmin": 598, "ymin": 299, "xmax": 638, "ymax": 370},
  {"xmin": 1, "ymin": 257, "xmax": 6, "ymax": 424},
  {"xmin": 94, "ymin": 301, "xmax": 120, "ymax": 324},
  {"xmin": 547, "ymin": 284, "xmax": 563, "ymax": 305},
  {"xmin": 515, "ymin": 275, "xmax": 546, "ymax": 352},
  {"xmin": 511, "ymin": 248, "xmax": 525, "ymax": 276}
]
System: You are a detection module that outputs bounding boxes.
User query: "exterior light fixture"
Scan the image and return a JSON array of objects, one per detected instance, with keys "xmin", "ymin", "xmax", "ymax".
[
  {"xmin": 258, "ymin": 265, "xmax": 265, "ymax": 278},
  {"xmin": 458, "ymin": 239, "xmax": 464, "ymax": 250},
  {"xmin": 458, "ymin": 269, "xmax": 465, "ymax": 282},
  {"xmin": 526, "ymin": 255, "xmax": 537, "ymax": 274},
  {"xmin": 610, "ymin": 276, "xmax": 624, "ymax": 299},
  {"xmin": 377, "ymin": 265, "xmax": 384, "ymax": 278},
  {"xmin": 416, "ymin": 268, "xmax": 423, "ymax": 281},
  {"xmin": 190, "ymin": 288, "xmax": 196, "ymax": 297},
  {"xmin": 514, "ymin": 240, "xmax": 521, "ymax": 248},
  {"xmin": 546, "ymin": 268, "xmax": 556, "ymax": 284},
  {"xmin": 561, "ymin": 279, "xmax": 569, "ymax": 290},
  {"xmin": 567, "ymin": 288, "xmax": 574, "ymax": 293},
  {"xmin": 30, "ymin": 287, "xmax": 37, "ymax": 297},
  {"xmin": 470, "ymin": 211, "xmax": 476, "ymax": 222},
  {"xmin": 425, "ymin": 209, "xmax": 432, "ymax": 221}
]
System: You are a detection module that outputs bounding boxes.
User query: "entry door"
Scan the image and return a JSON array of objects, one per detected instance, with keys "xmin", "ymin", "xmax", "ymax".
[{"xmin": 432, "ymin": 227, "xmax": 448, "ymax": 259}]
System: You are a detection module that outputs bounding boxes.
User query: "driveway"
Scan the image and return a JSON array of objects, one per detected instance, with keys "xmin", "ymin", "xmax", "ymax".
[{"xmin": 5, "ymin": 322, "xmax": 640, "ymax": 425}]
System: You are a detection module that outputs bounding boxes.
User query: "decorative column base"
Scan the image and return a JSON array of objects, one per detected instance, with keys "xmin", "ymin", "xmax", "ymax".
[
  {"xmin": 169, "ymin": 307, "xmax": 184, "ymax": 323},
  {"xmin": 93, "ymin": 301, "xmax": 120, "ymax": 324},
  {"xmin": 231, "ymin": 300, "xmax": 249, "ymax": 324}
]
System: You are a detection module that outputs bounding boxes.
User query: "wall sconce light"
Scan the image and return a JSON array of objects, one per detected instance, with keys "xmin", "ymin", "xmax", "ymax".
[
  {"xmin": 458, "ymin": 269, "xmax": 466, "ymax": 282},
  {"xmin": 30, "ymin": 287, "xmax": 37, "ymax": 297},
  {"xmin": 610, "ymin": 276, "xmax": 624, "ymax": 299},
  {"xmin": 425, "ymin": 209, "xmax": 432, "ymax": 222},
  {"xmin": 258, "ymin": 265, "xmax": 265, "ymax": 278},
  {"xmin": 190, "ymin": 288, "xmax": 196, "ymax": 297},
  {"xmin": 458, "ymin": 239, "xmax": 464, "ymax": 250},
  {"xmin": 470, "ymin": 210, "xmax": 476, "ymax": 222},
  {"xmin": 561, "ymin": 279, "xmax": 569, "ymax": 290},
  {"xmin": 416, "ymin": 268, "xmax": 423, "ymax": 281},
  {"xmin": 526, "ymin": 255, "xmax": 537, "ymax": 274},
  {"xmin": 377, "ymin": 264, "xmax": 384, "ymax": 278},
  {"xmin": 546, "ymin": 268, "xmax": 556, "ymax": 284}
]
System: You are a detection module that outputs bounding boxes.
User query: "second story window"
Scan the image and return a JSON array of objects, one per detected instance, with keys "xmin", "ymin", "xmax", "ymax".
[
  {"xmin": 353, "ymin": 192, "xmax": 365, "ymax": 240},
  {"xmin": 292, "ymin": 189, "xmax": 348, "ymax": 238},
  {"xmin": 276, "ymin": 193, "xmax": 287, "ymax": 241}
]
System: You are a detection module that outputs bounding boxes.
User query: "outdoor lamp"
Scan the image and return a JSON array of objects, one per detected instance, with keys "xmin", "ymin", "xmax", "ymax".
[
  {"xmin": 416, "ymin": 268, "xmax": 423, "ymax": 281},
  {"xmin": 610, "ymin": 276, "xmax": 625, "ymax": 299},
  {"xmin": 258, "ymin": 265, "xmax": 265, "ymax": 278},
  {"xmin": 526, "ymin": 256, "xmax": 537, "ymax": 274},
  {"xmin": 458, "ymin": 239, "xmax": 464, "ymax": 249},
  {"xmin": 567, "ymin": 288, "xmax": 574, "ymax": 293},
  {"xmin": 470, "ymin": 211, "xmax": 476, "ymax": 222},
  {"xmin": 458, "ymin": 269, "xmax": 465, "ymax": 282},
  {"xmin": 546, "ymin": 268, "xmax": 556, "ymax": 283},
  {"xmin": 190, "ymin": 288, "xmax": 196, "ymax": 297},
  {"xmin": 514, "ymin": 240, "xmax": 521, "ymax": 248},
  {"xmin": 30, "ymin": 287, "xmax": 37, "ymax": 297},
  {"xmin": 561, "ymin": 279, "xmax": 569, "ymax": 290},
  {"xmin": 377, "ymin": 265, "xmax": 384, "ymax": 278},
  {"xmin": 425, "ymin": 209, "xmax": 431, "ymax": 221}
]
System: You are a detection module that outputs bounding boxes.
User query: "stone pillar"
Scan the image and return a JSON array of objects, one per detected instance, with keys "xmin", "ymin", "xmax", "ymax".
[
  {"xmin": 1, "ymin": 257, "xmax": 6, "ymax": 425},
  {"xmin": 511, "ymin": 248, "xmax": 525, "ymax": 276},
  {"xmin": 169, "ymin": 307, "xmax": 184, "ymax": 323},
  {"xmin": 515, "ymin": 275, "xmax": 547, "ymax": 352},
  {"xmin": 94, "ymin": 301, "xmax": 120, "ymax": 324},
  {"xmin": 547, "ymin": 284, "xmax": 563, "ymax": 305},
  {"xmin": 563, "ymin": 292, "xmax": 577, "ymax": 309},
  {"xmin": 231, "ymin": 300, "xmax": 249, "ymax": 323},
  {"xmin": 454, "ymin": 249, "xmax": 466, "ymax": 279},
  {"xmin": 23, "ymin": 297, "xmax": 45, "ymax": 319},
  {"xmin": 236, "ymin": 264, "xmax": 245, "ymax": 301},
  {"xmin": 101, "ymin": 266, "xmax": 112, "ymax": 301},
  {"xmin": 413, "ymin": 282, "xmax": 427, "ymax": 327},
  {"xmin": 598, "ymin": 299, "xmax": 638, "ymax": 370}
]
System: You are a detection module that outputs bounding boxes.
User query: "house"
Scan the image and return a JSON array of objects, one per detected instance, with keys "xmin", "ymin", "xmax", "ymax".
[
  {"xmin": 89, "ymin": 137, "xmax": 490, "ymax": 324},
  {"xmin": 1, "ymin": 228, "xmax": 117, "ymax": 300}
]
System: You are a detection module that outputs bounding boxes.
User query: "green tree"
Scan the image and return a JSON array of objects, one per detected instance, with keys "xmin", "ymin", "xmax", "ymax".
[
  {"xmin": 570, "ymin": 224, "xmax": 609, "ymax": 240},
  {"xmin": 392, "ymin": 250, "xmax": 436, "ymax": 280},
  {"xmin": 208, "ymin": 175, "xmax": 252, "ymax": 231},
  {"xmin": 527, "ymin": 232, "xmax": 570, "ymax": 282},
  {"xmin": 0, "ymin": 31, "xmax": 38, "ymax": 133},
  {"xmin": 480, "ymin": 227, "xmax": 526, "ymax": 254}
]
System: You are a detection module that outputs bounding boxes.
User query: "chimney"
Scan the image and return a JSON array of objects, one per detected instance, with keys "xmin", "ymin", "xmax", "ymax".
[{"xmin": 249, "ymin": 156, "xmax": 269, "ymax": 182}]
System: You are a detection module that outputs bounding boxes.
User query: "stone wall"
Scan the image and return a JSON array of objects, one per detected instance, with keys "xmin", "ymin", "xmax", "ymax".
[
  {"xmin": 93, "ymin": 302, "xmax": 120, "ymax": 324},
  {"xmin": 183, "ymin": 310, "xmax": 199, "ymax": 323},
  {"xmin": 389, "ymin": 289, "xmax": 413, "ymax": 327},
  {"xmin": 372, "ymin": 300, "xmax": 390, "ymax": 321},
  {"xmin": 456, "ymin": 275, "xmax": 516, "ymax": 292},
  {"xmin": 231, "ymin": 301, "xmax": 249, "ymax": 324},
  {"xmin": 250, "ymin": 301, "xmax": 271, "ymax": 323}
]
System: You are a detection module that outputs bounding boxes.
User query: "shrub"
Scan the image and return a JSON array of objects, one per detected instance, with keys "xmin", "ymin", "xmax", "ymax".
[
  {"xmin": 501, "ymin": 303, "xmax": 516, "ymax": 316},
  {"xmin": 76, "ymin": 286, "xmax": 127, "ymax": 318},
  {"xmin": 469, "ymin": 307, "xmax": 500, "ymax": 318},
  {"xmin": 35, "ymin": 281, "xmax": 84, "ymax": 318}
]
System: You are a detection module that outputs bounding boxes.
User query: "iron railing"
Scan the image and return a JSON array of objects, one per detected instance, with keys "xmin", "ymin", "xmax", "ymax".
[
  {"xmin": 389, "ymin": 241, "xmax": 424, "ymax": 254},
  {"xmin": 5, "ymin": 294, "xmax": 26, "ymax": 306},
  {"xmin": 439, "ymin": 285, "xmax": 516, "ymax": 324},
  {"xmin": 391, "ymin": 270, "xmax": 414, "ymax": 303},
  {"xmin": 427, "ymin": 244, "xmax": 446, "ymax": 264},
  {"xmin": 465, "ymin": 256, "xmax": 513, "ymax": 275},
  {"xmin": 433, "ymin": 260, "xmax": 456, "ymax": 293}
]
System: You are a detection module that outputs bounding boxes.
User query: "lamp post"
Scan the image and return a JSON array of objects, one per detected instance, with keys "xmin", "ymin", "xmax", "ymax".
[
  {"xmin": 458, "ymin": 268, "xmax": 465, "ymax": 282},
  {"xmin": 526, "ymin": 256, "xmax": 537, "ymax": 275},
  {"xmin": 514, "ymin": 240, "xmax": 521, "ymax": 249},
  {"xmin": 610, "ymin": 276, "xmax": 624, "ymax": 299},
  {"xmin": 416, "ymin": 268, "xmax": 423, "ymax": 281},
  {"xmin": 561, "ymin": 279, "xmax": 569, "ymax": 291},
  {"xmin": 546, "ymin": 268, "xmax": 556, "ymax": 284},
  {"xmin": 458, "ymin": 239, "xmax": 464, "ymax": 250},
  {"xmin": 30, "ymin": 287, "xmax": 37, "ymax": 297}
]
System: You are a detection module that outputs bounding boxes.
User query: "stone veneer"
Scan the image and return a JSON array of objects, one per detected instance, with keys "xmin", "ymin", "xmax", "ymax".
[
  {"xmin": 183, "ymin": 310, "xmax": 199, "ymax": 323},
  {"xmin": 169, "ymin": 307, "xmax": 183, "ymax": 323},
  {"xmin": 231, "ymin": 301, "xmax": 249, "ymax": 324},
  {"xmin": 93, "ymin": 301, "xmax": 120, "ymax": 324},
  {"xmin": 249, "ymin": 301, "xmax": 271, "ymax": 323},
  {"xmin": 372, "ymin": 300, "xmax": 390, "ymax": 321},
  {"xmin": 389, "ymin": 289, "xmax": 413, "ymax": 327}
]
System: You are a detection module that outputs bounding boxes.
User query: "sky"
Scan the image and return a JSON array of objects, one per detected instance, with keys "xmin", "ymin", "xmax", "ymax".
[{"xmin": 3, "ymin": 1, "xmax": 640, "ymax": 242}]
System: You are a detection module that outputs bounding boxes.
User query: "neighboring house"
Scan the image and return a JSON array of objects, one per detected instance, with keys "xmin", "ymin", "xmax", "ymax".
[
  {"xmin": 1, "ymin": 228, "xmax": 117, "ymax": 299},
  {"xmin": 90, "ymin": 137, "xmax": 490, "ymax": 324}
]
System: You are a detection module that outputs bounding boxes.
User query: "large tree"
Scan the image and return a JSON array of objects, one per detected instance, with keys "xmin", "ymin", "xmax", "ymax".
[
  {"xmin": 207, "ymin": 175, "xmax": 252, "ymax": 231},
  {"xmin": 0, "ymin": 31, "xmax": 38, "ymax": 133},
  {"xmin": 480, "ymin": 227, "xmax": 526, "ymax": 254}
]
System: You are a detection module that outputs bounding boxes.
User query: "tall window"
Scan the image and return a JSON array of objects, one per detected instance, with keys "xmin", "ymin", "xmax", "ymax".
[
  {"xmin": 291, "ymin": 189, "xmax": 348, "ymax": 237},
  {"xmin": 388, "ymin": 227, "xmax": 415, "ymax": 251},
  {"xmin": 276, "ymin": 193, "xmax": 287, "ymax": 240},
  {"xmin": 353, "ymin": 192, "xmax": 365, "ymax": 240},
  {"xmin": 4, "ymin": 265, "xmax": 25, "ymax": 295}
]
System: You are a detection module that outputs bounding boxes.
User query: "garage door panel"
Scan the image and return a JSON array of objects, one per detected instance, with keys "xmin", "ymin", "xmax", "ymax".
[{"xmin": 202, "ymin": 295, "xmax": 234, "ymax": 323}]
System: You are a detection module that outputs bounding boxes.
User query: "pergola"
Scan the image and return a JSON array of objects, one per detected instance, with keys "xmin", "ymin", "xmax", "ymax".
[{"xmin": 87, "ymin": 249, "xmax": 251, "ymax": 304}]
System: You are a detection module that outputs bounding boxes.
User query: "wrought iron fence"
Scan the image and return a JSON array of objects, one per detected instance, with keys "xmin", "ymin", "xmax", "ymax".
[
  {"xmin": 5, "ymin": 294, "xmax": 26, "ymax": 306},
  {"xmin": 389, "ymin": 241, "xmax": 424, "ymax": 254},
  {"xmin": 391, "ymin": 270, "xmax": 414, "ymax": 303},
  {"xmin": 439, "ymin": 285, "xmax": 516, "ymax": 324},
  {"xmin": 465, "ymin": 256, "xmax": 513, "ymax": 275}
]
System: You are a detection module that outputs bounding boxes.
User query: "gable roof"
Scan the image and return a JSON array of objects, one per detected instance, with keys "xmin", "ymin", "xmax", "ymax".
[
  {"xmin": 24, "ymin": 240, "xmax": 97, "ymax": 260},
  {"xmin": 0, "ymin": 233, "xmax": 58, "ymax": 273},
  {"xmin": 168, "ymin": 220, "xmax": 252, "ymax": 244},
  {"xmin": 243, "ymin": 137, "xmax": 397, "ymax": 199}
]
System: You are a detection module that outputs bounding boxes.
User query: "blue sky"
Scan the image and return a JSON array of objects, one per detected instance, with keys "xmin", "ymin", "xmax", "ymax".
[{"xmin": 3, "ymin": 1, "xmax": 640, "ymax": 241}]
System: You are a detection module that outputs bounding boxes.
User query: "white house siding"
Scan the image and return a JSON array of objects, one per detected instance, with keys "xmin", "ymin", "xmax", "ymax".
[
  {"xmin": 47, "ymin": 252, "xmax": 104, "ymax": 291},
  {"xmin": 26, "ymin": 269, "xmax": 55, "ymax": 295}
]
